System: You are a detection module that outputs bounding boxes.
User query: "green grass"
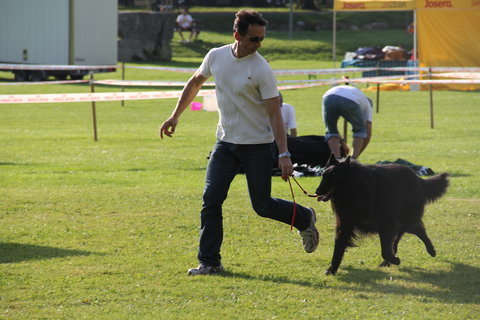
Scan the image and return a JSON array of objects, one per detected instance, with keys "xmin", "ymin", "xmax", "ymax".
[
  {"xmin": 172, "ymin": 29, "xmax": 413, "ymax": 60},
  {"xmin": 1, "ymin": 58, "xmax": 479, "ymax": 319}
]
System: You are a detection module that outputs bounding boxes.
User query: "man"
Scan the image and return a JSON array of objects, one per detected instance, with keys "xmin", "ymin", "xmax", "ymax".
[
  {"xmin": 279, "ymin": 92, "xmax": 297, "ymax": 137},
  {"xmin": 322, "ymin": 84, "xmax": 373, "ymax": 160},
  {"xmin": 159, "ymin": 9, "xmax": 319, "ymax": 276},
  {"xmin": 175, "ymin": 7, "xmax": 199, "ymax": 43}
]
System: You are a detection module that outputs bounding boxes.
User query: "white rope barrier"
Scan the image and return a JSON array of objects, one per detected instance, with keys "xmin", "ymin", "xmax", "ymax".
[
  {"xmin": 94, "ymin": 80, "xmax": 216, "ymax": 87},
  {"xmin": 2, "ymin": 77, "xmax": 478, "ymax": 104},
  {"xmin": 0, "ymin": 89, "xmax": 216, "ymax": 104},
  {"xmin": 1, "ymin": 62, "xmax": 478, "ymax": 75},
  {"xmin": 122, "ymin": 64, "xmax": 480, "ymax": 75},
  {"xmin": 349, "ymin": 78, "xmax": 480, "ymax": 84},
  {"xmin": 0, "ymin": 80, "xmax": 89, "ymax": 86},
  {"xmin": 0, "ymin": 63, "xmax": 117, "ymax": 71},
  {"xmin": 432, "ymin": 72, "xmax": 480, "ymax": 79}
]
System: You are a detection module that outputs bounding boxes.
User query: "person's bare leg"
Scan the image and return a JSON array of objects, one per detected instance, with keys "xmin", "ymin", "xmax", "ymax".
[
  {"xmin": 178, "ymin": 31, "xmax": 185, "ymax": 42},
  {"xmin": 327, "ymin": 136, "xmax": 342, "ymax": 159},
  {"xmin": 352, "ymin": 137, "xmax": 365, "ymax": 159}
]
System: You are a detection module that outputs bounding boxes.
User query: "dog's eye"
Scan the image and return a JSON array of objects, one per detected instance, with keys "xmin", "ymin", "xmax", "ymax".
[{"xmin": 321, "ymin": 168, "xmax": 332, "ymax": 177}]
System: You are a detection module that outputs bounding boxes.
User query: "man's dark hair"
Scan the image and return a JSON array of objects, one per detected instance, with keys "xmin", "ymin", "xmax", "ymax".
[{"xmin": 233, "ymin": 9, "xmax": 267, "ymax": 36}]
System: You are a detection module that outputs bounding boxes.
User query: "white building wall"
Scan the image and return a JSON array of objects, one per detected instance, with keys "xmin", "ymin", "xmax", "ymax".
[
  {"xmin": 0, "ymin": 0, "xmax": 117, "ymax": 66},
  {"xmin": 0, "ymin": 0, "xmax": 69, "ymax": 64},
  {"xmin": 72, "ymin": 0, "xmax": 117, "ymax": 65}
]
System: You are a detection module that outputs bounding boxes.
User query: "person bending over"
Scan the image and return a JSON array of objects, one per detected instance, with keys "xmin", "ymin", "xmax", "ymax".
[{"xmin": 322, "ymin": 85, "xmax": 373, "ymax": 160}]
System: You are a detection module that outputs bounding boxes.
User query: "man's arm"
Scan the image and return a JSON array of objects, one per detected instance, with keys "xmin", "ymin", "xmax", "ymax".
[
  {"xmin": 360, "ymin": 121, "xmax": 372, "ymax": 154},
  {"xmin": 265, "ymin": 96, "xmax": 293, "ymax": 181},
  {"xmin": 159, "ymin": 72, "xmax": 208, "ymax": 139}
]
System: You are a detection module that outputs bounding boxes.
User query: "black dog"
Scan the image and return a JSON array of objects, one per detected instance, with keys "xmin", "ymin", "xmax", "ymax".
[{"xmin": 316, "ymin": 156, "xmax": 449, "ymax": 275}]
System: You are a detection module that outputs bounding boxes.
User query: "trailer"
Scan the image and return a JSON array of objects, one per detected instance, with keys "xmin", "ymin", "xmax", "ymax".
[{"xmin": 0, "ymin": 0, "xmax": 117, "ymax": 81}]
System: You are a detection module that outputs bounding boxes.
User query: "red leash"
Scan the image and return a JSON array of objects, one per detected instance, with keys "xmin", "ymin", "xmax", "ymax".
[
  {"xmin": 291, "ymin": 176, "xmax": 320, "ymax": 198},
  {"xmin": 288, "ymin": 176, "xmax": 319, "ymax": 231},
  {"xmin": 287, "ymin": 177, "xmax": 297, "ymax": 231}
]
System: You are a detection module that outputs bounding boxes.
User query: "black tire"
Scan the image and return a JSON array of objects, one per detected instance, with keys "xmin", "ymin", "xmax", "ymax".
[
  {"xmin": 55, "ymin": 74, "xmax": 68, "ymax": 80},
  {"xmin": 14, "ymin": 70, "xmax": 30, "ymax": 82},
  {"xmin": 70, "ymin": 74, "xmax": 84, "ymax": 80},
  {"xmin": 31, "ymin": 71, "xmax": 47, "ymax": 82}
]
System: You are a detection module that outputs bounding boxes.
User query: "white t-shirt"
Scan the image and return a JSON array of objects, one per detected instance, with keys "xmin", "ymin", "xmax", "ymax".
[
  {"xmin": 323, "ymin": 85, "xmax": 373, "ymax": 122},
  {"xmin": 281, "ymin": 103, "xmax": 296, "ymax": 132},
  {"xmin": 176, "ymin": 13, "xmax": 193, "ymax": 29},
  {"xmin": 197, "ymin": 44, "xmax": 279, "ymax": 144}
]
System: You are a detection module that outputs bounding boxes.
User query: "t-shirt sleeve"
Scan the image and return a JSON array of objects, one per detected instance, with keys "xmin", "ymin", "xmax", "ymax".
[
  {"xmin": 257, "ymin": 63, "xmax": 279, "ymax": 100},
  {"xmin": 362, "ymin": 96, "xmax": 373, "ymax": 122},
  {"xmin": 197, "ymin": 49, "xmax": 213, "ymax": 78}
]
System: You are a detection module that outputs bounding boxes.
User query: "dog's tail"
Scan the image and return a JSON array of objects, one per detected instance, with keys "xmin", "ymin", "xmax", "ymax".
[{"xmin": 422, "ymin": 173, "xmax": 449, "ymax": 203}]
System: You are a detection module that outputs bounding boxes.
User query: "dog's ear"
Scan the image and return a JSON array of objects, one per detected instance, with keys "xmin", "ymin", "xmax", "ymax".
[
  {"xmin": 327, "ymin": 153, "xmax": 338, "ymax": 166},
  {"xmin": 344, "ymin": 156, "xmax": 351, "ymax": 165}
]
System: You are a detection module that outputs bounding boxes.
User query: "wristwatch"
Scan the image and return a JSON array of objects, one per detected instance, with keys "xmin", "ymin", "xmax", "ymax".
[{"xmin": 279, "ymin": 151, "xmax": 291, "ymax": 158}]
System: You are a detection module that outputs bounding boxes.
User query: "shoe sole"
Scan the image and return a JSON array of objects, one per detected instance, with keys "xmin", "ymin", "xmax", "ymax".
[
  {"xmin": 310, "ymin": 207, "xmax": 317, "ymax": 224},
  {"xmin": 306, "ymin": 228, "xmax": 319, "ymax": 253},
  {"xmin": 305, "ymin": 207, "xmax": 319, "ymax": 253},
  {"xmin": 187, "ymin": 265, "xmax": 224, "ymax": 276}
]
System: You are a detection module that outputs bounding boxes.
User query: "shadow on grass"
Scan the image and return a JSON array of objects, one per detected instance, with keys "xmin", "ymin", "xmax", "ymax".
[
  {"xmin": 28, "ymin": 167, "xmax": 148, "ymax": 174},
  {"xmin": 220, "ymin": 270, "xmax": 329, "ymax": 288},
  {"xmin": 0, "ymin": 162, "xmax": 33, "ymax": 166},
  {"xmin": 221, "ymin": 260, "xmax": 479, "ymax": 304},
  {"xmin": 0, "ymin": 242, "xmax": 102, "ymax": 263},
  {"xmin": 336, "ymin": 261, "xmax": 480, "ymax": 304},
  {"xmin": 448, "ymin": 172, "xmax": 471, "ymax": 178}
]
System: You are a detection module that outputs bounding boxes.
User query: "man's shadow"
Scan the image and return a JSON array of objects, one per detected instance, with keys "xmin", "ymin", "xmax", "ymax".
[{"xmin": 0, "ymin": 242, "xmax": 101, "ymax": 263}]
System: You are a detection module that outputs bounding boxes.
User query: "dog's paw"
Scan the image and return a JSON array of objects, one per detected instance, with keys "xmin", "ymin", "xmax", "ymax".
[
  {"xmin": 388, "ymin": 257, "xmax": 401, "ymax": 265},
  {"xmin": 379, "ymin": 260, "xmax": 391, "ymax": 268},
  {"xmin": 428, "ymin": 248, "xmax": 436, "ymax": 257}
]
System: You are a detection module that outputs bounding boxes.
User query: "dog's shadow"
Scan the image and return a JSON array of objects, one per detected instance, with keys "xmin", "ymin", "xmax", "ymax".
[
  {"xmin": 336, "ymin": 261, "xmax": 480, "ymax": 304},
  {"xmin": 221, "ymin": 260, "xmax": 479, "ymax": 305}
]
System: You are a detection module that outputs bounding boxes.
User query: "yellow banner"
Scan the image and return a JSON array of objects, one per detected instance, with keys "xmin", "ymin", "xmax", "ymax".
[
  {"xmin": 416, "ymin": 0, "xmax": 480, "ymax": 9},
  {"xmin": 334, "ymin": 0, "xmax": 480, "ymax": 11},
  {"xmin": 334, "ymin": 0, "xmax": 415, "ymax": 11},
  {"xmin": 418, "ymin": 10, "xmax": 480, "ymax": 89}
]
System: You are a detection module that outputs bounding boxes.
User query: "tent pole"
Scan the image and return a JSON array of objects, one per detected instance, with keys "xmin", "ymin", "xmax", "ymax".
[
  {"xmin": 429, "ymin": 67, "xmax": 434, "ymax": 129},
  {"xmin": 288, "ymin": 0, "xmax": 293, "ymax": 39},
  {"xmin": 333, "ymin": 11, "xmax": 336, "ymax": 69},
  {"xmin": 413, "ymin": 10, "xmax": 417, "ymax": 62}
]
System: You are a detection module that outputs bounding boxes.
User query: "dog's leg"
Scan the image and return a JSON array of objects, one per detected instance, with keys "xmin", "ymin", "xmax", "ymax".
[
  {"xmin": 379, "ymin": 226, "xmax": 401, "ymax": 265},
  {"xmin": 326, "ymin": 217, "xmax": 355, "ymax": 275},
  {"xmin": 407, "ymin": 220, "xmax": 436, "ymax": 257},
  {"xmin": 379, "ymin": 232, "xmax": 404, "ymax": 267}
]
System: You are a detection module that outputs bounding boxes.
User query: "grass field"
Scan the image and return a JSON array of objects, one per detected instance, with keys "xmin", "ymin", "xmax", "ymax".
[
  {"xmin": 1, "ymin": 55, "xmax": 479, "ymax": 320},
  {"xmin": 171, "ymin": 29, "xmax": 413, "ymax": 61}
]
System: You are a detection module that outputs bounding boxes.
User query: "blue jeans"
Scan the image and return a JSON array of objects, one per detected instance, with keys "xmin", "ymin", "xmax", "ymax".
[
  {"xmin": 198, "ymin": 140, "xmax": 312, "ymax": 267},
  {"xmin": 322, "ymin": 94, "xmax": 367, "ymax": 140}
]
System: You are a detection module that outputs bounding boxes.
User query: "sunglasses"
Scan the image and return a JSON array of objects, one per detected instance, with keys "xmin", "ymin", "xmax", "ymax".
[{"xmin": 245, "ymin": 35, "xmax": 264, "ymax": 43}]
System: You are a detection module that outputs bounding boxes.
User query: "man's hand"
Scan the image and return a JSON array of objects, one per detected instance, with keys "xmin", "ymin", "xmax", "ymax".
[
  {"xmin": 340, "ymin": 139, "xmax": 350, "ymax": 157},
  {"xmin": 159, "ymin": 116, "xmax": 178, "ymax": 139},
  {"xmin": 278, "ymin": 156, "xmax": 293, "ymax": 181}
]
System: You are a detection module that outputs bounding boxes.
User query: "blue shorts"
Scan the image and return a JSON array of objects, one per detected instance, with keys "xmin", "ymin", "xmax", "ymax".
[{"xmin": 322, "ymin": 94, "xmax": 367, "ymax": 141}]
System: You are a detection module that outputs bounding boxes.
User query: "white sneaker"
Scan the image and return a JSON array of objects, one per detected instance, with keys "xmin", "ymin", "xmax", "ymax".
[
  {"xmin": 299, "ymin": 207, "xmax": 319, "ymax": 253},
  {"xmin": 187, "ymin": 264, "xmax": 224, "ymax": 276}
]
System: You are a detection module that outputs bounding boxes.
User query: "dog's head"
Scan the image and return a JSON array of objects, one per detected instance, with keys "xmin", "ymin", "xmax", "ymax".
[{"xmin": 316, "ymin": 155, "xmax": 352, "ymax": 202}]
